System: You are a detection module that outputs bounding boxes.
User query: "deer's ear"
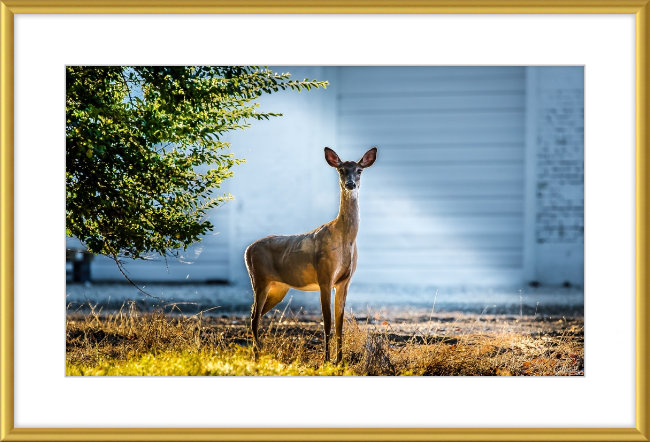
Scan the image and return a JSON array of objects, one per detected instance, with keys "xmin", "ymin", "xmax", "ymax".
[
  {"xmin": 324, "ymin": 147, "xmax": 341, "ymax": 168},
  {"xmin": 358, "ymin": 147, "xmax": 377, "ymax": 168}
]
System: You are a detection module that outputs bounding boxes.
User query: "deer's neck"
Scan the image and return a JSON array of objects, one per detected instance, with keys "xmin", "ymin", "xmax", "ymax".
[{"xmin": 334, "ymin": 188, "xmax": 360, "ymax": 240}]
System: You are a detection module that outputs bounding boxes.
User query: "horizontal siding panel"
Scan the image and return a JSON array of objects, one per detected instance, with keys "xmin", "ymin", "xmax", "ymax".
[
  {"xmin": 362, "ymin": 181, "xmax": 525, "ymax": 198},
  {"xmin": 340, "ymin": 94, "xmax": 525, "ymax": 114},
  {"xmin": 359, "ymin": 216, "xmax": 523, "ymax": 235},
  {"xmin": 339, "ymin": 113, "xmax": 524, "ymax": 131},
  {"xmin": 339, "ymin": 66, "xmax": 526, "ymax": 82},
  {"xmin": 352, "ymin": 268, "xmax": 523, "ymax": 285},
  {"xmin": 339, "ymin": 76, "xmax": 525, "ymax": 95},
  {"xmin": 357, "ymin": 250, "xmax": 523, "ymax": 268},
  {"xmin": 185, "ymin": 236, "xmax": 229, "ymax": 261},
  {"xmin": 87, "ymin": 244, "xmax": 231, "ymax": 266},
  {"xmin": 367, "ymin": 164, "xmax": 524, "ymax": 181},
  {"xmin": 339, "ymin": 128, "xmax": 524, "ymax": 145},
  {"xmin": 91, "ymin": 257, "xmax": 229, "ymax": 282},
  {"xmin": 341, "ymin": 141, "xmax": 523, "ymax": 151},
  {"xmin": 362, "ymin": 198, "xmax": 523, "ymax": 216},
  {"xmin": 363, "ymin": 147, "xmax": 524, "ymax": 163},
  {"xmin": 195, "ymin": 235, "xmax": 229, "ymax": 249},
  {"xmin": 357, "ymin": 233, "xmax": 523, "ymax": 250},
  {"xmin": 92, "ymin": 257, "xmax": 229, "ymax": 269}
]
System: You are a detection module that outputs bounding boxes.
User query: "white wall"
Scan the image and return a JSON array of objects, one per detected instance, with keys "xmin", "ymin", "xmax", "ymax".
[
  {"xmin": 224, "ymin": 66, "xmax": 339, "ymax": 283},
  {"xmin": 73, "ymin": 66, "xmax": 584, "ymax": 287}
]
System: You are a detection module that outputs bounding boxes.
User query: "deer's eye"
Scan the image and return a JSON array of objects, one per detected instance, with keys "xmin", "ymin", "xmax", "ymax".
[{"xmin": 357, "ymin": 169, "xmax": 362, "ymax": 174}]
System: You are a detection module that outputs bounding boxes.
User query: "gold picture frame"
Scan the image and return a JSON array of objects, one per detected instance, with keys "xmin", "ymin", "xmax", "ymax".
[{"xmin": 1, "ymin": 1, "xmax": 648, "ymax": 441}]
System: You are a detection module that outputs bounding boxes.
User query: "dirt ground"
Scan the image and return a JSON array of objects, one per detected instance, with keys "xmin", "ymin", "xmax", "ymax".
[{"xmin": 157, "ymin": 310, "xmax": 584, "ymax": 348}]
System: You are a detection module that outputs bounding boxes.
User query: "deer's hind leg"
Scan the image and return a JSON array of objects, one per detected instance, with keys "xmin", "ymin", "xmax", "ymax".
[
  {"xmin": 250, "ymin": 280, "xmax": 270, "ymax": 357},
  {"xmin": 261, "ymin": 283, "xmax": 290, "ymax": 316}
]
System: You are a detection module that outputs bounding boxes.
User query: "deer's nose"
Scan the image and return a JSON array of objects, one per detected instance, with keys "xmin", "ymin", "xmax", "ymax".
[{"xmin": 345, "ymin": 181, "xmax": 356, "ymax": 190}]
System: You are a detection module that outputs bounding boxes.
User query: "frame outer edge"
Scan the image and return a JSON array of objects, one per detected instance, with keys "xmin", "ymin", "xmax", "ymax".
[
  {"xmin": 1, "ymin": 0, "xmax": 650, "ymax": 13},
  {"xmin": 0, "ymin": 1, "xmax": 15, "ymax": 441},
  {"xmin": 1, "ymin": 2, "xmax": 648, "ymax": 442},
  {"xmin": 0, "ymin": 428, "xmax": 649, "ymax": 442},
  {"xmin": 2, "ymin": 6, "xmax": 648, "ymax": 13},
  {"xmin": 637, "ymin": 0, "xmax": 648, "ymax": 438}
]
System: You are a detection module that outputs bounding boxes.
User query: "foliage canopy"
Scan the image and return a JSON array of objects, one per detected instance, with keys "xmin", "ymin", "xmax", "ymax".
[{"xmin": 66, "ymin": 66, "xmax": 327, "ymax": 262}]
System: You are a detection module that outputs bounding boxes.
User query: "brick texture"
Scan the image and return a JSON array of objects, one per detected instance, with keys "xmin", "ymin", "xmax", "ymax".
[{"xmin": 536, "ymin": 73, "xmax": 584, "ymax": 246}]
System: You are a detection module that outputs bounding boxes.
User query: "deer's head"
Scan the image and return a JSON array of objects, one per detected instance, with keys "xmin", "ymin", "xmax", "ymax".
[{"xmin": 324, "ymin": 147, "xmax": 377, "ymax": 192}]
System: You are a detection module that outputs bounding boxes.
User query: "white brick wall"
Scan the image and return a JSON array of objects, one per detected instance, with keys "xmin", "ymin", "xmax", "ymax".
[{"xmin": 534, "ymin": 67, "xmax": 584, "ymax": 284}]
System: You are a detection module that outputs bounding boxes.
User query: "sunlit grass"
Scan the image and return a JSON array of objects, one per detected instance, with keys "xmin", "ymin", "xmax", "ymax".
[
  {"xmin": 66, "ymin": 350, "xmax": 354, "ymax": 376},
  {"xmin": 66, "ymin": 301, "xmax": 584, "ymax": 376}
]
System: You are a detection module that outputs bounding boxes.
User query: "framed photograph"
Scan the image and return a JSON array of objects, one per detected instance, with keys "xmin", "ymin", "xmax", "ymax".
[{"xmin": 1, "ymin": 1, "xmax": 647, "ymax": 441}]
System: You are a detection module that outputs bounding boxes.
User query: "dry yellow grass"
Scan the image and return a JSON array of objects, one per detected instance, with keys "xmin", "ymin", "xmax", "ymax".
[{"xmin": 66, "ymin": 301, "xmax": 584, "ymax": 376}]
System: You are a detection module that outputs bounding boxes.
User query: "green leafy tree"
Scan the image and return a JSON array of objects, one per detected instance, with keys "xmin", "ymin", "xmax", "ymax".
[{"xmin": 66, "ymin": 66, "xmax": 327, "ymax": 269}]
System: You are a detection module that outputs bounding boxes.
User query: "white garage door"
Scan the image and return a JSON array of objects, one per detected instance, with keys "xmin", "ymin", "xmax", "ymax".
[{"xmin": 337, "ymin": 67, "xmax": 526, "ymax": 285}]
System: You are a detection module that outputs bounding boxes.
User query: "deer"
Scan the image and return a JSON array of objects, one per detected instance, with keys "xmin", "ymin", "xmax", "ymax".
[{"xmin": 244, "ymin": 146, "xmax": 377, "ymax": 364}]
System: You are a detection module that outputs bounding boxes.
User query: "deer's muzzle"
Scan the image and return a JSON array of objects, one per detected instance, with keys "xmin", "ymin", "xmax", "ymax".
[{"xmin": 345, "ymin": 181, "xmax": 356, "ymax": 190}]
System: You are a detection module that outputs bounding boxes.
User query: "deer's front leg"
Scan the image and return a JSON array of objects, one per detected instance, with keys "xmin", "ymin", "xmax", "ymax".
[
  {"xmin": 318, "ymin": 281, "xmax": 333, "ymax": 363},
  {"xmin": 334, "ymin": 279, "xmax": 350, "ymax": 364}
]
